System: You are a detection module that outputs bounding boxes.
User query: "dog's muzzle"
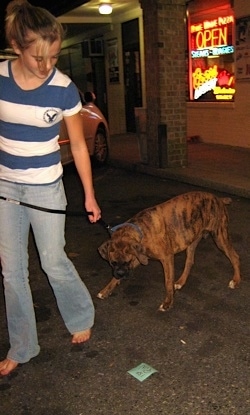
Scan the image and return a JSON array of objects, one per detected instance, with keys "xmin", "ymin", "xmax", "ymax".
[{"xmin": 112, "ymin": 262, "xmax": 131, "ymax": 280}]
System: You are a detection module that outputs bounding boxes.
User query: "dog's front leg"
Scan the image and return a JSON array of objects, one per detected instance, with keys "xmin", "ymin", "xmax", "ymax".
[
  {"xmin": 97, "ymin": 277, "xmax": 121, "ymax": 299},
  {"xmin": 158, "ymin": 255, "xmax": 175, "ymax": 312}
]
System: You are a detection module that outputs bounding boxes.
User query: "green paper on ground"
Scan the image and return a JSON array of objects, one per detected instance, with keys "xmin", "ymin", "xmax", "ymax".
[{"xmin": 128, "ymin": 363, "xmax": 158, "ymax": 382}]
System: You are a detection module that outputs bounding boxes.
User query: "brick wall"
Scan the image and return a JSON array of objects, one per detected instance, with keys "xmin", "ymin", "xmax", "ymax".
[{"xmin": 141, "ymin": 0, "xmax": 187, "ymax": 167}]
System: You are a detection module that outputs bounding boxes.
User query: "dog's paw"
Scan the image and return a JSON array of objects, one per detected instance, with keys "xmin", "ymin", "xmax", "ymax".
[
  {"xmin": 158, "ymin": 304, "xmax": 167, "ymax": 312},
  {"xmin": 174, "ymin": 283, "xmax": 182, "ymax": 290},
  {"xmin": 228, "ymin": 280, "xmax": 237, "ymax": 289},
  {"xmin": 97, "ymin": 292, "xmax": 106, "ymax": 299},
  {"xmin": 158, "ymin": 301, "xmax": 173, "ymax": 312}
]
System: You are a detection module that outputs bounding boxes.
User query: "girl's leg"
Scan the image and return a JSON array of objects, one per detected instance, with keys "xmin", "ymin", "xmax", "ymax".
[
  {"xmin": 25, "ymin": 180, "xmax": 95, "ymax": 335},
  {"xmin": 0, "ymin": 181, "xmax": 40, "ymax": 365}
]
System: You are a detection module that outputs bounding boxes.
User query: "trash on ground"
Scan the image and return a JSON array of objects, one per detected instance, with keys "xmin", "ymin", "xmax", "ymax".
[{"xmin": 127, "ymin": 363, "xmax": 158, "ymax": 382}]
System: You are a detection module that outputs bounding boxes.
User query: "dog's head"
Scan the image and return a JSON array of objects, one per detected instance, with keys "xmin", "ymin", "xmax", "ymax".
[{"xmin": 98, "ymin": 237, "xmax": 149, "ymax": 280}]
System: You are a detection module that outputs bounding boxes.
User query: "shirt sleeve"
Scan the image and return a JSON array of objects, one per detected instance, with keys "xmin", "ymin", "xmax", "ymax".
[{"xmin": 62, "ymin": 81, "xmax": 82, "ymax": 117}]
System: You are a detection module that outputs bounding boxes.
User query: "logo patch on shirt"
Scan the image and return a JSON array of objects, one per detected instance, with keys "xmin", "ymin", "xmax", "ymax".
[{"xmin": 43, "ymin": 109, "xmax": 59, "ymax": 124}]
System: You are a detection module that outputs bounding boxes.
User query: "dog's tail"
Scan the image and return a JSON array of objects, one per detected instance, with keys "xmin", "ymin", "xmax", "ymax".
[{"xmin": 221, "ymin": 197, "xmax": 232, "ymax": 205}]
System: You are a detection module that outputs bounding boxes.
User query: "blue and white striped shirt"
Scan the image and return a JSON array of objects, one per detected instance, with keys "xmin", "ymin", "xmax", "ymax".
[{"xmin": 0, "ymin": 60, "xmax": 82, "ymax": 184}]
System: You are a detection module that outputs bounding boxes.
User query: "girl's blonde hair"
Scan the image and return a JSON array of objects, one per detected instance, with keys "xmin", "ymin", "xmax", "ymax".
[{"xmin": 5, "ymin": 0, "xmax": 65, "ymax": 51}]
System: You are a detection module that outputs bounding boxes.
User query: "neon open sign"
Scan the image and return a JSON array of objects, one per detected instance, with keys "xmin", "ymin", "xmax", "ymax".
[
  {"xmin": 191, "ymin": 15, "xmax": 234, "ymax": 50},
  {"xmin": 190, "ymin": 14, "xmax": 235, "ymax": 101}
]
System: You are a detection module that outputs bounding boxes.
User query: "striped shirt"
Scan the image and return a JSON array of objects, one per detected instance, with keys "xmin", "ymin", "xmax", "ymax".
[{"xmin": 0, "ymin": 60, "xmax": 82, "ymax": 184}]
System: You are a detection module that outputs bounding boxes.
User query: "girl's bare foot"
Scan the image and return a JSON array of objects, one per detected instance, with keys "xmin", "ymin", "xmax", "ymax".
[
  {"xmin": 0, "ymin": 358, "xmax": 18, "ymax": 376},
  {"xmin": 72, "ymin": 328, "xmax": 91, "ymax": 344}
]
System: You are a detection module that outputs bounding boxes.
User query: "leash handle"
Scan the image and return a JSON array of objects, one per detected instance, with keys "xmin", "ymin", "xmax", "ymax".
[{"xmin": 0, "ymin": 197, "xmax": 20, "ymax": 205}]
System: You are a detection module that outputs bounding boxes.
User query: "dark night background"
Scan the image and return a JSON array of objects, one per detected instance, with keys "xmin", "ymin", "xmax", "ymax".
[{"xmin": 0, "ymin": 0, "xmax": 88, "ymax": 49}]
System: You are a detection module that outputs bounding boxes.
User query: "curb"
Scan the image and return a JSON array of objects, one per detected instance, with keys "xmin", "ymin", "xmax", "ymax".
[{"xmin": 109, "ymin": 158, "xmax": 250, "ymax": 199}]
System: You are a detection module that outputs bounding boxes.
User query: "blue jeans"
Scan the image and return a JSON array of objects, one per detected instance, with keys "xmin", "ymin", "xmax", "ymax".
[{"xmin": 0, "ymin": 179, "xmax": 95, "ymax": 363}]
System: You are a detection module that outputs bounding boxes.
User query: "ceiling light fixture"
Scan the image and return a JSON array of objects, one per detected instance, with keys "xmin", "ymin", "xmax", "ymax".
[{"xmin": 99, "ymin": 3, "xmax": 113, "ymax": 15}]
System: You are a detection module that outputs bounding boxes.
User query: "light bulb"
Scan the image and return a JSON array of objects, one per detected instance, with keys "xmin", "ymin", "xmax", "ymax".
[{"xmin": 99, "ymin": 3, "xmax": 113, "ymax": 15}]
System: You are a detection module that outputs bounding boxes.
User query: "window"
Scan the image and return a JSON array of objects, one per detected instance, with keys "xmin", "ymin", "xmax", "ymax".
[{"xmin": 188, "ymin": 6, "xmax": 235, "ymax": 102}]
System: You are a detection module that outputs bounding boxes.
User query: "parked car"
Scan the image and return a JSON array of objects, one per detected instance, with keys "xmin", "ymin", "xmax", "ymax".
[{"xmin": 59, "ymin": 91, "xmax": 109, "ymax": 167}]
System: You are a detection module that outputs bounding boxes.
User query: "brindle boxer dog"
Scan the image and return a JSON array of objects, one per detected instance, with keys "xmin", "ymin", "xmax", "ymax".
[{"xmin": 97, "ymin": 191, "xmax": 241, "ymax": 311}]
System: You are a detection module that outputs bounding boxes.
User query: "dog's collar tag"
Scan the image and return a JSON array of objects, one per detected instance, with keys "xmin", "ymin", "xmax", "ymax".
[{"xmin": 110, "ymin": 222, "xmax": 143, "ymax": 239}]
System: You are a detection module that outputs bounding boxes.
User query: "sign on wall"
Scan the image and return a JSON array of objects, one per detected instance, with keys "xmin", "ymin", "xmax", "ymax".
[
  {"xmin": 236, "ymin": 16, "xmax": 250, "ymax": 81},
  {"xmin": 189, "ymin": 12, "xmax": 235, "ymax": 102},
  {"xmin": 107, "ymin": 38, "xmax": 120, "ymax": 84}
]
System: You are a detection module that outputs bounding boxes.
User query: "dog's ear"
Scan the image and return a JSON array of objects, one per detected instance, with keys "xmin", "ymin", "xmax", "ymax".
[
  {"xmin": 98, "ymin": 240, "xmax": 111, "ymax": 260},
  {"xmin": 132, "ymin": 243, "xmax": 149, "ymax": 265}
]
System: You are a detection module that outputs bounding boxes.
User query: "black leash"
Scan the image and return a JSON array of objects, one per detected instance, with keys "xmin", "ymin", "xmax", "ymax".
[{"xmin": 0, "ymin": 195, "xmax": 112, "ymax": 234}]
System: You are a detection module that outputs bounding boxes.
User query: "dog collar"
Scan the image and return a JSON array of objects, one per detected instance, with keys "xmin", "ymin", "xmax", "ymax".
[{"xmin": 110, "ymin": 222, "xmax": 143, "ymax": 239}]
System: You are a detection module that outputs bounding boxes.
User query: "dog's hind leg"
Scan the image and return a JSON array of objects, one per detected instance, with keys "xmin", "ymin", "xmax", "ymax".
[
  {"xmin": 174, "ymin": 237, "xmax": 202, "ymax": 290},
  {"xmin": 212, "ymin": 226, "xmax": 241, "ymax": 289},
  {"xmin": 158, "ymin": 255, "xmax": 175, "ymax": 312}
]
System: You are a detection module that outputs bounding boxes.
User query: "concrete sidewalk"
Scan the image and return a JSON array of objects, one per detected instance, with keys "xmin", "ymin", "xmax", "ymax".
[{"xmin": 109, "ymin": 133, "xmax": 250, "ymax": 198}]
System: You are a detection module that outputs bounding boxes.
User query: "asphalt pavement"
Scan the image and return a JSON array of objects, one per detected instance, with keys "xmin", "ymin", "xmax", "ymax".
[{"xmin": 1, "ymin": 142, "xmax": 250, "ymax": 415}]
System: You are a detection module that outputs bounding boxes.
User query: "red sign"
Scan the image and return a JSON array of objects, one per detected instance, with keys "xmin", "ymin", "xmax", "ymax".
[
  {"xmin": 189, "ymin": 14, "xmax": 235, "ymax": 101},
  {"xmin": 191, "ymin": 15, "xmax": 234, "ymax": 49}
]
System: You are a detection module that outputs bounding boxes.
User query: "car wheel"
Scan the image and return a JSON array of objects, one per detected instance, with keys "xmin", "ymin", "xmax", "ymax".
[{"xmin": 93, "ymin": 127, "xmax": 109, "ymax": 166}]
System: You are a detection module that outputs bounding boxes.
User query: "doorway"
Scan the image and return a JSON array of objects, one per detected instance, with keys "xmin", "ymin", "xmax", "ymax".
[{"xmin": 122, "ymin": 18, "xmax": 142, "ymax": 132}]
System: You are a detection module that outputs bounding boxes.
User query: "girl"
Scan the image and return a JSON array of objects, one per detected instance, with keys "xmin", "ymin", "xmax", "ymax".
[{"xmin": 0, "ymin": 0, "xmax": 101, "ymax": 375}]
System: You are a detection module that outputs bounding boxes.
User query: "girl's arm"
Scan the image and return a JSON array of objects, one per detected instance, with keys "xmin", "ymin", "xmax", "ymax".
[{"xmin": 63, "ymin": 112, "xmax": 101, "ymax": 223}]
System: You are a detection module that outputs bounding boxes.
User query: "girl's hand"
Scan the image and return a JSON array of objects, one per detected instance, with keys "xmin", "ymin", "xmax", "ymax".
[{"xmin": 85, "ymin": 198, "xmax": 101, "ymax": 223}]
